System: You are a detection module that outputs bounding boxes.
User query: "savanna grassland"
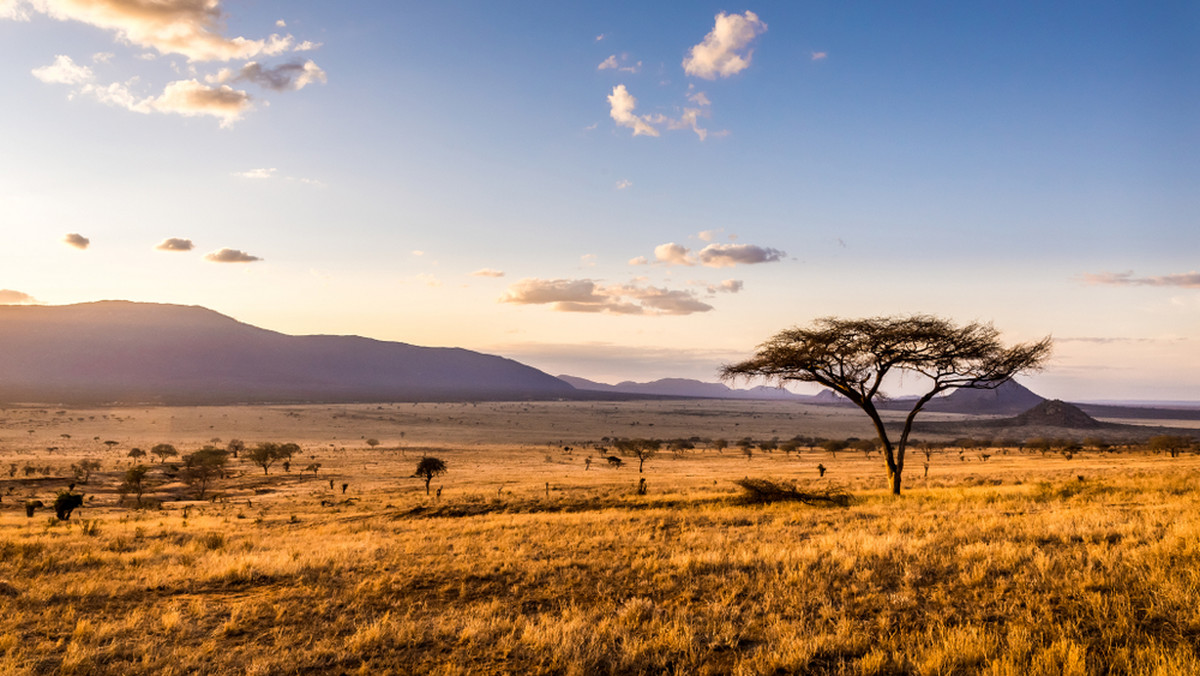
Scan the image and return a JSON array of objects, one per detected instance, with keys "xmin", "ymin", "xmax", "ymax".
[{"xmin": 2, "ymin": 401, "xmax": 1199, "ymax": 675}]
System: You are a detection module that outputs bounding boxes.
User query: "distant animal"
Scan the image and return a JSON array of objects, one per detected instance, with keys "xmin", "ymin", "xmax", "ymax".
[
  {"xmin": 24, "ymin": 500, "xmax": 44, "ymax": 518},
  {"xmin": 605, "ymin": 456, "xmax": 623, "ymax": 468},
  {"xmin": 54, "ymin": 493, "xmax": 84, "ymax": 520}
]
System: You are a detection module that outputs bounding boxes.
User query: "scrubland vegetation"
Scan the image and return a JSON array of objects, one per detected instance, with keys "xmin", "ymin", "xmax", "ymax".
[{"xmin": 1, "ymin": 402, "xmax": 1199, "ymax": 674}]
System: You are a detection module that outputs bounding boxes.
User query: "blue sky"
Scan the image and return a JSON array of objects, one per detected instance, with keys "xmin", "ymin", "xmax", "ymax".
[{"xmin": 1, "ymin": 1, "xmax": 1197, "ymax": 400}]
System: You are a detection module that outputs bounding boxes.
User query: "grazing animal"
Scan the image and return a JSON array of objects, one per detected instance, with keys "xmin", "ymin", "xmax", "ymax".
[
  {"xmin": 24, "ymin": 500, "xmax": 44, "ymax": 517},
  {"xmin": 605, "ymin": 456, "xmax": 623, "ymax": 468},
  {"xmin": 54, "ymin": 493, "xmax": 84, "ymax": 521}
]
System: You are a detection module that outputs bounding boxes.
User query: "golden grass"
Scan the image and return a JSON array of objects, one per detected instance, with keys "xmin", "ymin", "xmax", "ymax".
[{"xmin": 1, "ymin": 402, "xmax": 1199, "ymax": 674}]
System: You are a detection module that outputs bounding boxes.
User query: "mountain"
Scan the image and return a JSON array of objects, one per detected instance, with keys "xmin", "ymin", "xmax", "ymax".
[
  {"xmin": 0, "ymin": 301, "xmax": 575, "ymax": 404},
  {"xmin": 924, "ymin": 379, "xmax": 1045, "ymax": 415},
  {"xmin": 558, "ymin": 375, "xmax": 817, "ymax": 401},
  {"xmin": 1008, "ymin": 399, "xmax": 1102, "ymax": 428}
]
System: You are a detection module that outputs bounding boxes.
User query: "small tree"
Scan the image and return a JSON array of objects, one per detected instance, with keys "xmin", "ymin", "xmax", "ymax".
[
  {"xmin": 614, "ymin": 438, "xmax": 661, "ymax": 473},
  {"xmin": 366, "ymin": 438, "xmax": 381, "ymax": 449},
  {"xmin": 120, "ymin": 465, "xmax": 149, "ymax": 506},
  {"xmin": 1148, "ymin": 435, "xmax": 1194, "ymax": 458},
  {"xmin": 723, "ymin": 315, "xmax": 1050, "ymax": 495},
  {"xmin": 128, "ymin": 447, "xmax": 146, "ymax": 462},
  {"xmin": 182, "ymin": 447, "xmax": 228, "ymax": 499},
  {"xmin": 151, "ymin": 443, "xmax": 178, "ymax": 464},
  {"xmin": 246, "ymin": 442, "xmax": 292, "ymax": 475},
  {"xmin": 414, "ymin": 457, "xmax": 447, "ymax": 495},
  {"xmin": 71, "ymin": 459, "xmax": 101, "ymax": 483},
  {"xmin": 227, "ymin": 439, "xmax": 245, "ymax": 458}
]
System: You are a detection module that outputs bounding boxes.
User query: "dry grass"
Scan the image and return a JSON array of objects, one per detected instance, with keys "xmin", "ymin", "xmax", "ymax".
[{"xmin": 1, "ymin": 402, "xmax": 1199, "ymax": 674}]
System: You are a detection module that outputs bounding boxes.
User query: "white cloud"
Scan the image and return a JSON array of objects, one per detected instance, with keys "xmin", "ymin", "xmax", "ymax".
[
  {"xmin": 686, "ymin": 90, "xmax": 711, "ymax": 107},
  {"xmin": 683, "ymin": 11, "xmax": 768, "ymax": 80},
  {"xmin": 811, "ymin": 51, "xmax": 828, "ymax": 61},
  {"xmin": 205, "ymin": 248, "xmax": 261, "ymax": 263},
  {"xmin": 697, "ymin": 228, "xmax": 722, "ymax": 242},
  {"xmin": 500, "ymin": 278, "xmax": 714, "ymax": 316},
  {"xmin": 628, "ymin": 256, "xmax": 648, "ymax": 266},
  {"xmin": 234, "ymin": 168, "xmax": 276, "ymax": 179},
  {"xmin": 581, "ymin": 254, "xmax": 598, "ymax": 267},
  {"xmin": 667, "ymin": 106, "xmax": 709, "ymax": 140},
  {"xmin": 0, "ymin": 0, "xmax": 29, "ymax": 20},
  {"xmin": 63, "ymin": 232, "xmax": 89, "ymax": 249},
  {"xmin": 595, "ymin": 33, "xmax": 605, "ymax": 42},
  {"xmin": 608, "ymin": 84, "xmax": 659, "ymax": 137},
  {"xmin": 92, "ymin": 51, "xmax": 114, "ymax": 63},
  {"xmin": 145, "ymin": 79, "xmax": 251, "ymax": 126},
  {"xmin": 615, "ymin": 179, "xmax": 632, "ymax": 190},
  {"xmin": 471, "ymin": 268, "xmax": 505, "ymax": 278},
  {"xmin": 294, "ymin": 40, "xmax": 321, "ymax": 52},
  {"xmin": 708, "ymin": 279, "xmax": 744, "ymax": 294},
  {"xmin": 597, "ymin": 55, "xmax": 618, "ymax": 70},
  {"xmin": 156, "ymin": 237, "xmax": 194, "ymax": 251},
  {"xmin": 275, "ymin": 19, "xmax": 286, "ymax": 28},
  {"xmin": 31, "ymin": 54, "xmax": 92, "ymax": 84},
  {"xmin": 0, "ymin": 289, "xmax": 38, "ymax": 304},
  {"xmin": 697, "ymin": 243, "xmax": 785, "ymax": 267}
]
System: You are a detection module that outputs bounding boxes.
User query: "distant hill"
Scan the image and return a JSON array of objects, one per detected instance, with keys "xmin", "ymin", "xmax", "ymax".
[
  {"xmin": 0, "ymin": 301, "xmax": 575, "ymax": 404},
  {"xmin": 924, "ymin": 379, "xmax": 1046, "ymax": 415},
  {"xmin": 558, "ymin": 375, "xmax": 817, "ymax": 401}
]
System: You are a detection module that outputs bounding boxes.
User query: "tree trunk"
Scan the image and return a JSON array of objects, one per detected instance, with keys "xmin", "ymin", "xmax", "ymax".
[
  {"xmin": 424, "ymin": 477, "xmax": 431, "ymax": 495},
  {"xmin": 889, "ymin": 468, "xmax": 902, "ymax": 495}
]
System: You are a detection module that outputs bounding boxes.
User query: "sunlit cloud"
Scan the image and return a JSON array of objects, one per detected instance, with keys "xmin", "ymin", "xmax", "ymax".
[
  {"xmin": 500, "ymin": 278, "xmax": 714, "ymax": 316},
  {"xmin": 1082, "ymin": 270, "xmax": 1200, "ymax": 288},
  {"xmin": 608, "ymin": 84, "xmax": 659, "ymax": 137},
  {"xmin": 10, "ymin": 0, "xmax": 298, "ymax": 62},
  {"xmin": 697, "ymin": 228, "xmax": 723, "ymax": 242},
  {"xmin": 63, "ymin": 233, "xmax": 90, "ymax": 249},
  {"xmin": 598, "ymin": 53, "xmax": 641, "ymax": 73},
  {"xmin": 205, "ymin": 248, "xmax": 261, "ymax": 263},
  {"xmin": 615, "ymin": 179, "xmax": 632, "ymax": 190},
  {"xmin": 644, "ymin": 241, "xmax": 785, "ymax": 268},
  {"xmin": 597, "ymin": 55, "xmax": 618, "ymax": 70},
  {"xmin": 233, "ymin": 59, "xmax": 326, "ymax": 91},
  {"xmin": 471, "ymin": 268, "xmax": 505, "ymax": 278},
  {"xmin": 156, "ymin": 237, "xmax": 194, "ymax": 251},
  {"xmin": 31, "ymin": 54, "xmax": 91, "ymax": 84},
  {"xmin": 628, "ymin": 256, "xmax": 649, "ymax": 266},
  {"xmin": 811, "ymin": 51, "xmax": 828, "ymax": 61},
  {"xmin": 706, "ymin": 279, "xmax": 744, "ymax": 294},
  {"xmin": 0, "ymin": 289, "xmax": 38, "ymax": 304},
  {"xmin": 683, "ymin": 11, "xmax": 768, "ymax": 80},
  {"xmin": 580, "ymin": 254, "xmax": 598, "ymax": 267}
]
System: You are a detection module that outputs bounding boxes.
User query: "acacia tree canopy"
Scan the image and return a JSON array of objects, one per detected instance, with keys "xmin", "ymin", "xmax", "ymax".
[{"xmin": 722, "ymin": 315, "xmax": 1051, "ymax": 495}]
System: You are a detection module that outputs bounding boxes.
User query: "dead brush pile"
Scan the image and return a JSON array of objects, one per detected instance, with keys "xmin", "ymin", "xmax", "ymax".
[{"xmin": 733, "ymin": 477, "xmax": 851, "ymax": 507}]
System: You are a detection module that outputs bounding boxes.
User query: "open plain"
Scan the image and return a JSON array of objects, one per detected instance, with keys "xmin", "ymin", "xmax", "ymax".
[{"xmin": 2, "ymin": 401, "xmax": 1199, "ymax": 675}]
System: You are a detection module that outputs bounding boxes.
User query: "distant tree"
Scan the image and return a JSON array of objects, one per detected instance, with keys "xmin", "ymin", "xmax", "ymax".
[
  {"xmin": 713, "ymin": 438, "xmax": 728, "ymax": 454},
  {"xmin": 414, "ymin": 457, "xmax": 447, "ymax": 495},
  {"xmin": 821, "ymin": 439, "xmax": 848, "ymax": 457},
  {"xmin": 366, "ymin": 438, "xmax": 380, "ymax": 449},
  {"xmin": 614, "ymin": 438, "xmax": 661, "ymax": 473},
  {"xmin": 227, "ymin": 439, "xmax": 245, "ymax": 459},
  {"xmin": 119, "ymin": 465, "xmax": 149, "ymax": 506},
  {"xmin": 1148, "ymin": 435, "xmax": 1194, "ymax": 458},
  {"xmin": 246, "ymin": 442, "xmax": 294, "ymax": 475},
  {"xmin": 182, "ymin": 447, "xmax": 228, "ymax": 499},
  {"xmin": 303, "ymin": 462, "xmax": 322, "ymax": 475},
  {"xmin": 127, "ymin": 447, "xmax": 146, "ymax": 461},
  {"xmin": 151, "ymin": 443, "xmax": 178, "ymax": 464},
  {"xmin": 103, "ymin": 440, "xmax": 119, "ymax": 451},
  {"xmin": 724, "ymin": 315, "xmax": 1050, "ymax": 495},
  {"xmin": 71, "ymin": 459, "xmax": 101, "ymax": 483}
]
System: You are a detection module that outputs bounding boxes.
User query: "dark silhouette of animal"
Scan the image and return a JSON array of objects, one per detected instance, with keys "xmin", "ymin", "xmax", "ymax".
[
  {"xmin": 54, "ymin": 493, "xmax": 84, "ymax": 520},
  {"xmin": 605, "ymin": 456, "xmax": 623, "ymax": 468},
  {"xmin": 24, "ymin": 500, "xmax": 44, "ymax": 517}
]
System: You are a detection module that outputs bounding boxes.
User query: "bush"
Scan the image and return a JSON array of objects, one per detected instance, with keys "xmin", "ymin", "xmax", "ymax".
[{"xmin": 733, "ymin": 478, "xmax": 850, "ymax": 507}]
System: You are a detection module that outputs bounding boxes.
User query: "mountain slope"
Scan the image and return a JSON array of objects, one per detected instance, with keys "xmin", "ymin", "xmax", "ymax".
[{"xmin": 0, "ymin": 301, "xmax": 575, "ymax": 404}]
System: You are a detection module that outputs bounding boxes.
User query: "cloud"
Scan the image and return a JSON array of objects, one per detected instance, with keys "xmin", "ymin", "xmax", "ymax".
[
  {"xmin": 580, "ymin": 254, "xmax": 598, "ymax": 267},
  {"xmin": 63, "ymin": 233, "xmax": 90, "ymax": 249},
  {"xmin": 156, "ymin": 237, "xmax": 193, "ymax": 251},
  {"xmin": 234, "ymin": 168, "xmax": 276, "ymax": 179},
  {"xmin": 147, "ymin": 79, "xmax": 251, "ymax": 126},
  {"xmin": 666, "ymin": 106, "xmax": 709, "ymax": 140},
  {"xmin": 597, "ymin": 55, "xmax": 618, "ymax": 70},
  {"xmin": 811, "ymin": 51, "xmax": 828, "ymax": 61},
  {"xmin": 1082, "ymin": 270, "xmax": 1200, "ymax": 288},
  {"xmin": 608, "ymin": 84, "xmax": 659, "ymax": 137},
  {"xmin": 697, "ymin": 228, "xmax": 722, "ymax": 242},
  {"xmin": 500, "ymin": 278, "xmax": 714, "ymax": 316},
  {"xmin": 654, "ymin": 242, "xmax": 693, "ymax": 266},
  {"xmin": 628, "ymin": 256, "xmax": 648, "ymax": 266},
  {"xmin": 707, "ymin": 279, "xmax": 743, "ymax": 294},
  {"xmin": 11, "ymin": 0, "xmax": 298, "ymax": 62},
  {"xmin": 31, "ymin": 54, "xmax": 92, "ymax": 84},
  {"xmin": 472, "ymin": 268, "xmax": 505, "ymax": 278},
  {"xmin": 236, "ymin": 59, "xmax": 326, "ymax": 91},
  {"xmin": 595, "ymin": 34, "xmax": 605, "ymax": 42},
  {"xmin": 644, "ymin": 241, "xmax": 785, "ymax": 268},
  {"xmin": 697, "ymin": 243, "xmax": 785, "ymax": 267},
  {"xmin": 683, "ymin": 11, "xmax": 768, "ymax": 80},
  {"xmin": 615, "ymin": 179, "xmax": 632, "ymax": 190},
  {"xmin": 0, "ymin": 289, "xmax": 38, "ymax": 304},
  {"xmin": 1, "ymin": 0, "xmax": 30, "ymax": 20},
  {"xmin": 205, "ymin": 248, "xmax": 261, "ymax": 263}
]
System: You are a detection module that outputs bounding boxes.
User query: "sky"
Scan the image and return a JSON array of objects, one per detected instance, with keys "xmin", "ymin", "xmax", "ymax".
[{"xmin": 1, "ymin": 1, "xmax": 1197, "ymax": 401}]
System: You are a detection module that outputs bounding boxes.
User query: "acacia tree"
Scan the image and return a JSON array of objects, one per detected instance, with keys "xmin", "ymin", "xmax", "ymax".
[
  {"xmin": 722, "ymin": 315, "xmax": 1051, "ymax": 495},
  {"xmin": 414, "ymin": 457, "xmax": 447, "ymax": 495},
  {"xmin": 614, "ymin": 438, "xmax": 661, "ymax": 473},
  {"xmin": 182, "ymin": 447, "xmax": 228, "ymax": 499}
]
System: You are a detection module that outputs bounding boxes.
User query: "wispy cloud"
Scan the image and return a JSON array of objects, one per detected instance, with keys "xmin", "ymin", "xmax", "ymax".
[
  {"xmin": 500, "ymin": 278, "xmax": 714, "ymax": 316},
  {"xmin": 221, "ymin": 59, "xmax": 326, "ymax": 91},
  {"xmin": 205, "ymin": 248, "xmax": 261, "ymax": 263},
  {"xmin": 156, "ymin": 237, "xmax": 194, "ymax": 252},
  {"xmin": 1082, "ymin": 270, "xmax": 1200, "ymax": 288},
  {"xmin": 597, "ymin": 53, "xmax": 641, "ymax": 73},
  {"xmin": 0, "ymin": 289, "xmax": 38, "ymax": 305},
  {"xmin": 234, "ymin": 168, "xmax": 276, "ymax": 179},
  {"xmin": 811, "ymin": 51, "xmax": 828, "ymax": 61},
  {"xmin": 31, "ymin": 54, "xmax": 91, "ymax": 84},
  {"xmin": 63, "ymin": 233, "xmax": 89, "ymax": 249},
  {"xmin": 608, "ymin": 84, "xmax": 659, "ymax": 137},
  {"xmin": 615, "ymin": 178, "xmax": 632, "ymax": 190},
  {"xmin": 706, "ymin": 279, "xmax": 743, "ymax": 294},
  {"xmin": 683, "ymin": 11, "xmax": 768, "ymax": 80},
  {"xmin": 471, "ymin": 268, "xmax": 505, "ymax": 278}
]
